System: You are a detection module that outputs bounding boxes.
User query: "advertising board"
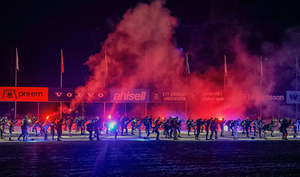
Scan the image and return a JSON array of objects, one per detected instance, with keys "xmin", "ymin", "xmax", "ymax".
[
  {"xmin": 0, "ymin": 87, "xmax": 48, "ymax": 102},
  {"xmin": 110, "ymin": 89, "xmax": 150, "ymax": 103}
]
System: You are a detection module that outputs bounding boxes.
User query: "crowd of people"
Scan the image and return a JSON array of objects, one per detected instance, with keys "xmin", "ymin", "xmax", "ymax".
[
  {"xmin": 0, "ymin": 115, "xmax": 300, "ymax": 142},
  {"xmin": 0, "ymin": 115, "xmax": 101, "ymax": 141}
]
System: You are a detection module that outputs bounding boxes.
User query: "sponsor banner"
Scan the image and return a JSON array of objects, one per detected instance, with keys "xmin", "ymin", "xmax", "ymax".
[
  {"xmin": 48, "ymin": 88, "xmax": 109, "ymax": 102},
  {"xmin": 151, "ymin": 90, "xmax": 284, "ymax": 103},
  {"xmin": 48, "ymin": 88, "xmax": 74, "ymax": 101},
  {"xmin": 110, "ymin": 89, "xmax": 150, "ymax": 102},
  {"xmin": 162, "ymin": 91, "xmax": 188, "ymax": 102},
  {"xmin": 0, "ymin": 87, "xmax": 48, "ymax": 102},
  {"xmin": 189, "ymin": 93, "xmax": 198, "ymax": 102},
  {"xmin": 151, "ymin": 91, "xmax": 161, "ymax": 102},
  {"xmin": 286, "ymin": 91, "xmax": 300, "ymax": 104},
  {"xmin": 151, "ymin": 91, "xmax": 198, "ymax": 102},
  {"xmin": 244, "ymin": 94, "xmax": 285, "ymax": 101},
  {"xmin": 152, "ymin": 91, "xmax": 225, "ymax": 102},
  {"xmin": 201, "ymin": 91, "xmax": 225, "ymax": 102}
]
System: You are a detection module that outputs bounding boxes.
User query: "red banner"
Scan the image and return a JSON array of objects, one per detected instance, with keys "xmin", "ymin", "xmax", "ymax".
[{"xmin": 0, "ymin": 87, "xmax": 48, "ymax": 102}]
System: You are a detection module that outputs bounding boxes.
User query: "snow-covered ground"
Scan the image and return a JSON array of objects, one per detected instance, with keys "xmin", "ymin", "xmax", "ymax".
[{"xmin": 1, "ymin": 130, "xmax": 300, "ymax": 176}]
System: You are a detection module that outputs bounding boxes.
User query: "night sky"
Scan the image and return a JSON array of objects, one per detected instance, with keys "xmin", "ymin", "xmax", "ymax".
[{"xmin": 1, "ymin": 0, "xmax": 300, "ymax": 88}]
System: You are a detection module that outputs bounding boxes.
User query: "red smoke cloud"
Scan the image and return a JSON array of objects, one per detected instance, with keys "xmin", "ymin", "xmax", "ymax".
[{"xmin": 66, "ymin": 0, "xmax": 281, "ymax": 120}]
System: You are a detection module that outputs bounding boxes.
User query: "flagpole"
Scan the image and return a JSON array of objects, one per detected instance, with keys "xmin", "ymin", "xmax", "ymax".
[
  {"xmin": 260, "ymin": 56, "xmax": 263, "ymax": 119},
  {"xmin": 224, "ymin": 55, "xmax": 227, "ymax": 116},
  {"xmin": 38, "ymin": 102, "xmax": 40, "ymax": 119},
  {"xmin": 60, "ymin": 49, "xmax": 63, "ymax": 120},
  {"xmin": 125, "ymin": 103, "xmax": 127, "ymax": 116},
  {"xmin": 224, "ymin": 55, "xmax": 225, "ymax": 90},
  {"xmin": 145, "ymin": 53, "xmax": 148, "ymax": 88},
  {"xmin": 104, "ymin": 102, "xmax": 106, "ymax": 118},
  {"xmin": 185, "ymin": 53, "xmax": 189, "ymax": 119},
  {"xmin": 186, "ymin": 53, "xmax": 189, "ymax": 86},
  {"xmin": 224, "ymin": 55, "xmax": 227, "ymax": 90},
  {"xmin": 60, "ymin": 49, "xmax": 63, "ymax": 88},
  {"xmin": 296, "ymin": 58, "xmax": 298, "ymax": 119},
  {"xmin": 105, "ymin": 51, "xmax": 108, "ymax": 74},
  {"xmin": 186, "ymin": 53, "xmax": 187, "ymax": 86},
  {"xmin": 145, "ymin": 54, "xmax": 148, "ymax": 116},
  {"xmin": 82, "ymin": 102, "xmax": 84, "ymax": 117},
  {"xmin": 15, "ymin": 48, "xmax": 18, "ymax": 87},
  {"xmin": 15, "ymin": 48, "xmax": 18, "ymax": 119},
  {"xmin": 105, "ymin": 51, "xmax": 108, "ymax": 87}
]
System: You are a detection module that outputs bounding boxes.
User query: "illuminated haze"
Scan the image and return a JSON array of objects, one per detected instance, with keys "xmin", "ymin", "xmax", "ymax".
[{"xmin": 67, "ymin": 0, "xmax": 296, "ymax": 120}]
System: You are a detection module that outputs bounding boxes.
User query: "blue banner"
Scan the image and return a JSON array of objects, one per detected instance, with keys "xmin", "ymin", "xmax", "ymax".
[{"xmin": 286, "ymin": 91, "xmax": 300, "ymax": 104}]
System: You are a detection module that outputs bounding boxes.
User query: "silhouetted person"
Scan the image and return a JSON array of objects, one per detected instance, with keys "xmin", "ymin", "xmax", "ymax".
[
  {"xmin": 205, "ymin": 118, "xmax": 212, "ymax": 140},
  {"xmin": 56, "ymin": 119, "xmax": 64, "ymax": 141},
  {"xmin": 210, "ymin": 118, "xmax": 218, "ymax": 140},
  {"xmin": 18, "ymin": 116, "xmax": 28, "ymax": 141}
]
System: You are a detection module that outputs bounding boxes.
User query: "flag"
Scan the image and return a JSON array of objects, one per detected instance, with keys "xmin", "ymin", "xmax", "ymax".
[
  {"xmin": 260, "ymin": 56, "xmax": 263, "ymax": 77},
  {"xmin": 297, "ymin": 57, "xmax": 300, "ymax": 76},
  {"xmin": 16, "ymin": 48, "xmax": 19, "ymax": 71},
  {"xmin": 186, "ymin": 53, "xmax": 190, "ymax": 74},
  {"xmin": 224, "ymin": 55, "xmax": 227, "ymax": 77},
  {"xmin": 61, "ymin": 49, "xmax": 64, "ymax": 73}
]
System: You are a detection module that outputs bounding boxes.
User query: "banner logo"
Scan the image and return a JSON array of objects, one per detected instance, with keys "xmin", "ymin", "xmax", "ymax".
[
  {"xmin": 48, "ymin": 88, "xmax": 108, "ymax": 102},
  {"xmin": 110, "ymin": 89, "xmax": 149, "ymax": 102},
  {"xmin": 0, "ymin": 87, "xmax": 48, "ymax": 102},
  {"xmin": 2, "ymin": 89, "xmax": 17, "ymax": 99},
  {"xmin": 286, "ymin": 91, "xmax": 300, "ymax": 103},
  {"xmin": 244, "ymin": 94, "xmax": 284, "ymax": 101}
]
